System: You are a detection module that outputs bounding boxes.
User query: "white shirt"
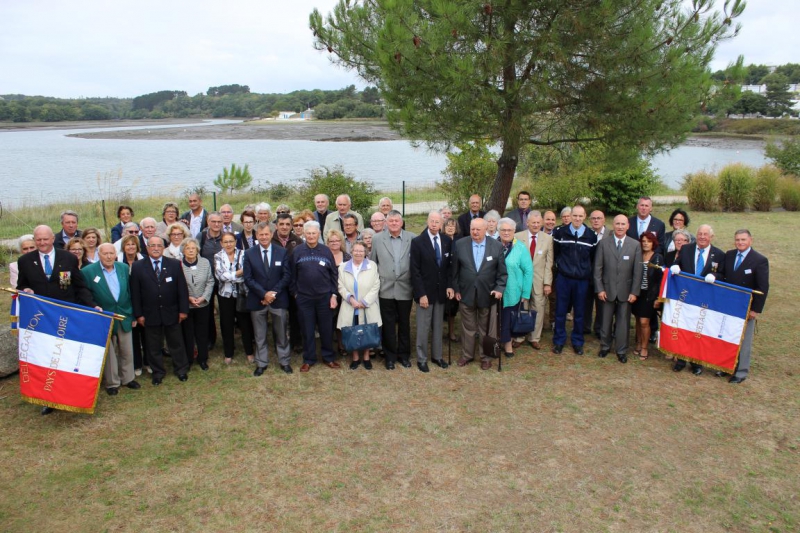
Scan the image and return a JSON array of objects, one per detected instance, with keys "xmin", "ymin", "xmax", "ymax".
[
  {"xmin": 615, "ymin": 236, "xmax": 625, "ymax": 248},
  {"xmin": 189, "ymin": 210, "xmax": 205, "ymax": 238},
  {"xmin": 39, "ymin": 249, "xmax": 56, "ymax": 275},
  {"xmin": 637, "ymin": 215, "xmax": 651, "ymax": 236}
]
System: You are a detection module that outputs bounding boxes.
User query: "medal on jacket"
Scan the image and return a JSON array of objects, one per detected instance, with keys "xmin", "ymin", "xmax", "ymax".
[{"xmin": 59, "ymin": 271, "xmax": 72, "ymax": 289}]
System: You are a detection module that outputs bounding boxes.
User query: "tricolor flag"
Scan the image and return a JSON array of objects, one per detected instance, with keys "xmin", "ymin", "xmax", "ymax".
[
  {"xmin": 14, "ymin": 292, "xmax": 114, "ymax": 414},
  {"xmin": 658, "ymin": 270, "xmax": 753, "ymax": 373}
]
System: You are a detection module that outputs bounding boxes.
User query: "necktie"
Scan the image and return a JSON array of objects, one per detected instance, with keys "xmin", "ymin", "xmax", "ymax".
[
  {"xmin": 734, "ymin": 252, "xmax": 743, "ymax": 271},
  {"xmin": 153, "ymin": 260, "xmax": 160, "ymax": 277},
  {"xmin": 639, "ymin": 220, "xmax": 646, "ymax": 236},
  {"xmin": 263, "ymin": 248, "xmax": 270, "ymax": 269},
  {"xmin": 433, "ymin": 235, "xmax": 441, "ymax": 266},
  {"xmin": 617, "ymin": 239, "xmax": 622, "ymax": 252},
  {"xmin": 44, "ymin": 254, "xmax": 52, "ymax": 277},
  {"xmin": 529, "ymin": 234, "xmax": 536, "ymax": 259},
  {"xmin": 696, "ymin": 249, "xmax": 705, "ymax": 274}
]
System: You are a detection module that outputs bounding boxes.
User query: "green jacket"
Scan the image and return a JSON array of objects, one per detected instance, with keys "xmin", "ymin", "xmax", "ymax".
[
  {"xmin": 81, "ymin": 261, "xmax": 134, "ymax": 334},
  {"xmin": 502, "ymin": 239, "xmax": 533, "ymax": 308}
]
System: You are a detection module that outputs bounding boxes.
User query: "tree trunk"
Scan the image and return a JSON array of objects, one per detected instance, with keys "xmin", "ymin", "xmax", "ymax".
[{"xmin": 487, "ymin": 146, "xmax": 520, "ymax": 214}]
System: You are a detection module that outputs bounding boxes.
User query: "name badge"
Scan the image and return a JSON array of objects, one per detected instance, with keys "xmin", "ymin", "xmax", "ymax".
[
  {"xmin": 165, "ymin": 277, "xmax": 173, "ymax": 283},
  {"xmin": 486, "ymin": 256, "xmax": 493, "ymax": 261},
  {"xmin": 191, "ymin": 266, "xmax": 197, "ymax": 270},
  {"xmin": 445, "ymin": 252, "xmax": 450, "ymax": 257},
  {"xmin": 319, "ymin": 261, "xmax": 326, "ymax": 267},
  {"xmin": 275, "ymin": 261, "xmax": 282, "ymax": 266},
  {"xmin": 538, "ymin": 250, "xmax": 543, "ymax": 255},
  {"xmin": 744, "ymin": 269, "xmax": 752, "ymax": 274},
  {"xmin": 94, "ymin": 276, "xmax": 101, "ymax": 283},
  {"xmin": 623, "ymin": 255, "xmax": 630, "ymax": 260}
]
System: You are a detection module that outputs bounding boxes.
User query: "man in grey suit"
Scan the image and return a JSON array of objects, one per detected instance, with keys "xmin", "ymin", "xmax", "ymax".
[
  {"xmin": 594, "ymin": 215, "xmax": 643, "ymax": 363},
  {"xmin": 448, "ymin": 218, "xmax": 508, "ymax": 370},
  {"xmin": 371, "ymin": 210, "xmax": 415, "ymax": 369}
]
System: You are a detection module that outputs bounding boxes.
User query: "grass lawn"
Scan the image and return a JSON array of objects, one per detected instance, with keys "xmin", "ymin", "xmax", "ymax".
[{"xmin": 1, "ymin": 209, "xmax": 798, "ymax": 532}]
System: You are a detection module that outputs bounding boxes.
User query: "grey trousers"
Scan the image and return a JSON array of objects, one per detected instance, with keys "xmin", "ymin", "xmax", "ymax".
[
  {"xmin": 415, "ymin": 300, "xmax": 445, "ymax": 363},
  {"xmin": 734, "ymin": 318, "xmax": 756, "ymax": 379},
  {"xmin": 600, "ymin": 299, "xmax": 632, "ymax": 355},
  {"xmin": 103, "ymin": 329, "xmax": 135, "ymax": 388},
  {"xmin": 525, "ymin": 291, "xmax": 548, "ymax": 343},
  {"xmin": 460, "ymin": 302, "xmax": 491, "ymax": 363},
  {"xmin": 251, "ymin": 306, "xmax": 290, "ymax": 368}
]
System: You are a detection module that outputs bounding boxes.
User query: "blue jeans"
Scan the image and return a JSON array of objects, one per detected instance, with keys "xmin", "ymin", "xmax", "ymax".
[{"xmin": 553, "ymin": 275, "xmax": 589, "ymax": 347}]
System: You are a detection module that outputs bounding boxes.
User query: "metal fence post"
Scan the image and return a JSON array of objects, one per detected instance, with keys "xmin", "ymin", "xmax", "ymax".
[
  {"xmin": 402, "ymin": 181, "xmax": 406, "ymax": 217},
  {"xmin": 213, "ymin": 192, "xmax": 217, "ymax": 211}
]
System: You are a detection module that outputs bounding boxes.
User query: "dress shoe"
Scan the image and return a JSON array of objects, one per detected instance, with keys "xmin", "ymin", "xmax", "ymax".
[
  {"xmin": 729, "ymin": 376, "xmax": 746, "ymax": 384},
  {"xmin": 125, "ymin": 380, "xmax": 141, "ymax": 390},
  {"xmin": 399, "ymin": 359, "xmax": 412, "ymax": 368},
  {"xmin": 552, "ymin": 345, "xmax": 564, "ymax": 354},
  {"xmin": 598, "ymin": 349, "xmax": 610, "ymax": 358},
  {"xmin": 504, "ymin": 351, "xmax": 514, "ymax": 358},
  {"xmin": 41, "ymin": 407, "xmax": 55, "ymax": 415},
  {"xmin": 617, "ymin": 353, "xmax": 628, "ymax": 364},
  {"xmin": 529, "ymin": 341, "xmax": 541, "ymax": 350},
  {"xmin": 649, "ymin": 334, "xmax": 657, "ymax": 344},
  {"xmin": 573, "ymin": 345, "xmax": 584, "ymax": 356},
  {"xmin": 363, "ymin": 360, "xmax": 373, "ymax": 370},
  {"xmin": 385, "ymin": 362, "xmax": 396, "ymax": 370},
  {"xmin": 325, "ymin": 361, "xmax": 341, "ymax": 369},
  {"xmin": 281, "ymin": 365, "xmax": 293, "ymax": 374},
  {"xmin": 253, "ymin": 366, "xmax": 266, "ymax": 377},
  {"xmin": 692, "ymin": 366, "xmax": 703, "ymax": 376},
  {"xmin": 672, "ymin": 362, "xmax": 685, "ymax": 372},
  {"xmin": 431, "ymin": 359, "xmax": 449, "ymax": 369},
  {"xmin": 714, "ymin": 371, "xmax": 730, "ymax": 378},
  {"xmin": 480, "ymin": 360, "xmax": 492, "ymax": 370},
  {"xmin": 199, "ymin": 362, "xmax": 209, "ymax": 371},
  {"xmin": 417, "ymin": 362, "xmax": 430, "ymax": 373},
  {"xmin": 300, "ymin": 363, "xmax": 311, "ymax": 373},
  {"xmin": 178, "ymin": 374, "xmax": 189, "ymax": 382},
  {"xmin": 512, "ymin": 340, "xmax": 523, "ymax": 349},
  {"xmin": 152, "ymin": 377, "xmax": 163, "ymax": 386},
  {"xmin": 106, "ymin": 387, "xmax": 119, "ymax": 396},
  {"xmin": 349, "ymin": 360, "xmax": 361, "ymax": 370},
  {"xmin": 457, "ymin": 357, "xmax": 471, "ymax": 367}
]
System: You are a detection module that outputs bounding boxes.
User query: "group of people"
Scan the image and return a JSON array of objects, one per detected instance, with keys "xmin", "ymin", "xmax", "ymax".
[{"xmin": 11, "ymin": 191, "xmax": 769, "ymax": 415}]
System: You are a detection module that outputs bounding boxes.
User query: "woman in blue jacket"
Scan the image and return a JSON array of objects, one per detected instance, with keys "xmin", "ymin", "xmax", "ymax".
[{"xmin": 499, "ymin": 218, "xmax": 533, "ymax": 358}]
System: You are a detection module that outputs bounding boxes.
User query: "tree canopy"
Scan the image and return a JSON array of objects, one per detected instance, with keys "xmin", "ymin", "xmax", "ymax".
[{"xmin": 310, "ymin": 0, "xmax": 745, "ymax": 212}]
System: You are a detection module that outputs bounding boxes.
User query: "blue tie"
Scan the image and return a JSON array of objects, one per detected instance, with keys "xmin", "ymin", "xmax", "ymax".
[
  {"xmin": 433, "ymin": 235, "xmax": 441, "ymax": 267},
  {"xmin": 153, "ymin": 260, "xmax": 161, "ymax": 277},
  {"xmin": 734, "ymin": 252, "xmax": 743, "ymax": 271},
  {"xmin": 44, "ymin": 254, "xmax": 52, "ymax": 277},
  {"xmin": 696, "ymin": 249, "xmax": 705, "ymax": 274}
]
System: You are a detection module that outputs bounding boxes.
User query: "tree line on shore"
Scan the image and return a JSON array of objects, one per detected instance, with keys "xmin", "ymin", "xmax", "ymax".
[{"xmin": 0, "ymin": 85, "xmax": 383, "ymax": 123}]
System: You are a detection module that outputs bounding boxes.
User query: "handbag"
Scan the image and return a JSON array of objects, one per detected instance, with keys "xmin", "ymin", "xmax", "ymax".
[
  {"xmin": 510, "ymin": 301, "xmax": 537, "ymax": 336},
  {"xmin": 341, "ymin": 321, "xmax": 381, "ymax": 352},
  {"xmin": 235, "ymin": 290, "xmax": 248, "ymax": 313}
]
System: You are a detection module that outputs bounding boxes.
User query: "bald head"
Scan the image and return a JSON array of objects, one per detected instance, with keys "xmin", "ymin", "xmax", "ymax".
[
  {"xmin": 33, "ymin": 225, "xmax": 55, "ymax": 254},
  {"xmin": 612, "ymin": 214, "xmax": 629, "ymax": 238}
]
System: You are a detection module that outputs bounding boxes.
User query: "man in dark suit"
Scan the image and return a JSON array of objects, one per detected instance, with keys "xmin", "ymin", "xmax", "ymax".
[
  {"xmin": 627, "ymin": 196, "xmax": 667, "ymax": 254},
  {"xmin": 52, "ymin": 210, "xmax": 82, "ymax": 250},
  {"xmin": 672, "ymin": 224, "xmax": 726, "ymax": 375},
  {"xmin": 594, "ymin": 215, "xmax": 643, "ymax": 363},
  {"xmin": 130, "ymin": 236, "xmax": 190, "ymax": 385},
  {"xmin": 448, "ymin": 218, "xmax": 507, "ymax": 370},
  {"xmin": 244, "ymin": 222, "xmax": 293, "ymax": 375},
  {"xmin": 504, "ymin": 191, "xmax": 532, "ymax": 232},
  {"xmin": 410, "ymin": 211, "xmax": 453, "ymax": 372},
  {"xmin": 457, "ymin": 194, "xmax": 487, "ymax": 238},
  {"xmin": 180, "ymin": 193, "xmax": 208, "ymax": 239},
  {"xmin": 314, "ymin": 193, "xmax": 333, "ymax": 226},
  {"xmin": 16, "ymin": 225, "xmax": 98, "ymax": 415},
  {"xmin": 718, "ymin": 229, "xmax": 769, "ymax": 384},
  {"xmin": 81, "ymin": 243, "xmax": 140, "ymax": 395}
]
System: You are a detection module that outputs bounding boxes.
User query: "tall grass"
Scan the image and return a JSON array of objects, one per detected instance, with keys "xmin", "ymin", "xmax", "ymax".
[
  {"xmin": 752, "ymin": 165, "xmax": 781, "ymax": 212},
  {"xmin": 683, "ymin": 170, "xmax": 719, "ymax": 211},
  {"xmin": 779, "ymin": 176, "xmax": 800, "ymax": 211},
  {"xmin": 718, "ymin": 163, "xmax": 755, "ymax": 212}
]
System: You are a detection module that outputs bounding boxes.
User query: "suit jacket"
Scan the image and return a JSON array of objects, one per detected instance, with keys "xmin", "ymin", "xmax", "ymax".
[
  {"xmin": 16, "ymin": 248, "xmax": 96, "ymax": 306},
  {"xmin": 450, "ymin": 237, "xmax": 507, "ymax": 308},
  {"xmin": 323, "ymin": 210, "xmax": 365, "ymax": 238},
  {"xmin": 593, "ymin": 235, "xmax": 643, "ymax": 302},
  {"xmin": 271, "ymin": 233, "xmax": 303, "ymax": 256},
  {"xmin": 677, "ymin": 243, "xmax": 726, "ymax": 280},
  {"xmin": 130, "ymin": 256, "xmax": 189, "ymax": 327},
  {"xmin": 504, "ymin": 208, "xmax": 531, "ymax": 232},
  {"xmin": 53, "ymin": 229, "xmax": 82, "ymax": 250},
  {"xmin": 242, "ymin": 244, "xmax": 291, "ymax": 310},
  {"xmin": 81, "ymin": 261, "xmax": 134, "ymax": 333},
  {"xmin": 222, "ymin": 221, "xmax": 243, "ymax": 235},
  {"xmin": 515, "ymin": 230, "xmax": 553, "ymax": 295},
  {"xmin": 627, "ymin": 215, "xmax": 667, "ymax": 254},
  {"xmin": 410, "ymin": 231, "xmax": 452, "ymax": 304},
  {"xmin": 724, "ymin": 248, "xmax": 769, "ymax": 313},
  {"xmin": 314, "ymin": 209, "xmax": 333, "ymax": 226},
  {"xmin": 457, "ymin": 210, "xmax": 486, "ymax": 239},
  {"xmin": 371, "ymin": 230, "xmax": 414, "ymax": 300},
  {"xmin": 180, "ymin": 208, "xmax": 208, "ymax": 236}
]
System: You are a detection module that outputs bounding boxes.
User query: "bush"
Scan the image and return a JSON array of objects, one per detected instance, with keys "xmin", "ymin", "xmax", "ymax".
[
  {"xmin": 766, "ymin": 137, "xmax": 800, "ymax": 176},
  {"xmin": 251, "ymin": 181, "xmax": 292, "ymax": 202},
  {"xmin": 717, "ymin": 163, "xmax": 755, "ymax": 212},
  {"xmin": 214, "ymin": 163, "xmax": 253, "ymax": 194},
  {"xmin": 683, "ymin": 171, "xmax": 719, "ymax": 211},
  {"xmin": 528, "ymin": 164, "xmax": 592, "ymax": 211},
  {"xmin": 590, "ymin": 159, "xmax": 660, "ymax": 216},
  {"xmin": 437, "ymin": 142, "xmax": 497, "ymax": 213},
  {"xmin": 296, "ymin": 165, "xmax": 376, "ymax": 215},
  {"xmin": 752, "ymin": 165, "xmax": 781, "ymax": 211},
  {"xmin": 779, "ymin": 176, "xmax": 800, "ymax": 211}
]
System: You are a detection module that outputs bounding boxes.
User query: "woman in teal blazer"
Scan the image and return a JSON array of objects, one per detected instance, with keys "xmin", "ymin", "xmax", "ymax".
[{"xmin": 499, "ymin": 218, "xmax": 533, "ymax": 357}]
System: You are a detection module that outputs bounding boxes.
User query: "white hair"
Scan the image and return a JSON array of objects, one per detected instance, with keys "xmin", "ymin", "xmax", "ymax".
[{"xmin": 484, "ymin": 210, "xmax": 501, "ymax": 222}]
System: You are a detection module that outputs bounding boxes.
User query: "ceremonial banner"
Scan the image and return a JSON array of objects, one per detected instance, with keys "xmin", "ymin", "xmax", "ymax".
[
  {"xmin": 14, "ymin": 292, "xmax": 114, "ymax": 414},
  {"xmin": 658, "ymin": 270, "xmax": 753, "ymax": 373}
]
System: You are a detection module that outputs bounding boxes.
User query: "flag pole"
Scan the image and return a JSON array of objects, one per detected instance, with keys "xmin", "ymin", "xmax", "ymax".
[{"xmin": 3, "ymin": 287, "xmax": 127, "ymax": 320}]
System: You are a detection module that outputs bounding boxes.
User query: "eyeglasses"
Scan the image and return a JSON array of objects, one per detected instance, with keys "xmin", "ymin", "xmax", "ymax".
[
  {"xmin": 293, "ymin": 223, "xmax": 304, "ymax": 227},
  {"xmin": 127, "ymin": 230, "xmax": 140, "ymax": 235}
]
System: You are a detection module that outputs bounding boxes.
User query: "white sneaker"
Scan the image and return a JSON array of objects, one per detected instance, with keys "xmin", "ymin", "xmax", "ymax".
[
  {"xmin": 145, "ymin": 366, "xmax": 153, "ymax": 374},
  {"xmin": 134, "ymin": 368, "xmax": 142, "ymax": 377}
]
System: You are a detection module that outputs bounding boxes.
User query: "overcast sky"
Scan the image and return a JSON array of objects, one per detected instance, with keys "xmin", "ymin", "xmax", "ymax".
[{"xmin": 0, "ymin": 0, "xmax": 795, "ymax": 98}]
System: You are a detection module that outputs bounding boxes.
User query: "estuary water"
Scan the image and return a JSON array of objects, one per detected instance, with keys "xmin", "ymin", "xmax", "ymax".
[{"xmin": 0, "ymin": 120, "xmax": 767, "ymax": 207}]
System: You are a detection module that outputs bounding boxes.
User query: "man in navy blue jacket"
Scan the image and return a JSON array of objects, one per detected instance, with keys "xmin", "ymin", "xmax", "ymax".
[{"xmin": 244, "ymin": 222, "xmax": 292, "ymax": 375}]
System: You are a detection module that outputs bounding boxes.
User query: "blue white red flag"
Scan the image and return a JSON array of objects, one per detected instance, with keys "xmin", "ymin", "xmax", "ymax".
[
  {"xmin": 14, "ymin": 292, "xmax": 114, "ymax": 414},
  {"xmin": 658, "ymin": 270, "xmax": 753, "ymax": 373}
]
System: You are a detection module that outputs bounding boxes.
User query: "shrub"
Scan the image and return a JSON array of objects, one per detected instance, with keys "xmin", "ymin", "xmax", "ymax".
[
  {"xmin": 437, "ymin": 142, "xmax": 497, "ymax": 213},
  {"xmin": 296, "ymin": 165, "xmax": 376, "ymax": 215},
  {"xmin": 717, "ymin": 163, "xmax": 755, "ymax": 212},
  {"xmin": 528, "ymin": 164, "xmax": 592, "ymax": 211},
  {"xmin": 779, "ymin": 176, "xmax": 800, "ymax": 211},
  {"xmin": 214, "ymin": 163, "xmax": 253, "ymax": 194},
  {"xmin": 683, "ymin": 170, "xmax": 719, "ymax": 211},
  {"xmin": 766, "ymin": 137, "xmax": 800, "ymax": 177},
  {"xmin": 251, "ymin": 181, "xmax": 292, "ymax": 202},
  {"xmin": 590, "ymin": 159, "xmax": 660, "ymax": 216},
  {"xmin": 752, "ymin": 165, "xmax": 781, "ymax": 212}
]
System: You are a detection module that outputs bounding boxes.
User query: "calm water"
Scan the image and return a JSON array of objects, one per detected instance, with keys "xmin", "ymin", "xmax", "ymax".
[{"xmin": 0, "ymin": 120, "xmax": 767, "ymax": 207}]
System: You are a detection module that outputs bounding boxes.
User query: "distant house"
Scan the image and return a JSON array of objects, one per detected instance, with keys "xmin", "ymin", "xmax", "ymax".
[
  {"xmin": 276, "ymin": 108, "xmax": 315, "ymax": 120},
  {"xmin": 277, "ymin": 111, "xmax": 295, "ymax": 120}
]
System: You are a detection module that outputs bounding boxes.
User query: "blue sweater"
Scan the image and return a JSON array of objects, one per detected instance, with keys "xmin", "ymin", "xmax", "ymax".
[{"xmin": 289, "ymin": 242, "xmax": 338, "ymax": 299}]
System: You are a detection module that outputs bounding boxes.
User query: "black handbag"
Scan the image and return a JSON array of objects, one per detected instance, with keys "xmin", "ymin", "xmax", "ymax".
[
  {"xmin": 510, "ymin": 302, "xmax": 536, "ymax": 336},
  {"xmin": 341, "ymin": 321, "xmax": 381, "ymax": 352}
]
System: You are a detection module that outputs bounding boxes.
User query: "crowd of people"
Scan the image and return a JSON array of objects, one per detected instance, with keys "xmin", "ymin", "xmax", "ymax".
[{"xmin": 11, "ymin": 191, "xmax": 770, "ymax": 415}]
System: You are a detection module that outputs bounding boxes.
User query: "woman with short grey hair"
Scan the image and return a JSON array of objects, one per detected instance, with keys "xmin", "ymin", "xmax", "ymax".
[
  {"xmin": 10, "ymin": 234, "xmax": 36, "ymax": 288},
  {"xmin": 180, "ymin": 238, "xmax": 215, "ymax": 370},
  {"xmin": 484, "ymin": 210, "xmax": 501, "ymax": 239}
]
